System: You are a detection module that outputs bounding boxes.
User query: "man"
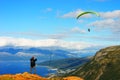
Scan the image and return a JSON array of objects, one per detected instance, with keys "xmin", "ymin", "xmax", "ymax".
[
  {"xmin": 88, "ymin": 28, "xmax": 90, "ymax": 32},
  {"xmin": 30, "ymin": 56, "xmax": 37, "ymax": 74}
]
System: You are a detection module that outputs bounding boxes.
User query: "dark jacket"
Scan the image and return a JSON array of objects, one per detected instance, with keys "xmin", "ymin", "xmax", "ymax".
[{"xmin": 30, "ymin": 58, "xmax": 37, "ymax": 68}]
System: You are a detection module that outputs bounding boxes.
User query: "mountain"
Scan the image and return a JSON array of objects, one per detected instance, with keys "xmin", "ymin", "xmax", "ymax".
[
  {"xmin": 0, "ymin": 46, "xmax": 95, "ymax": 61},
  {"xmin": 69, "ymin": 45, "xmax": 120, "ymax": 80},
  {"xmin": 39, "ymin": 57, "xmax": 90, "ymax": 70},
  {"xmin": 0, "ymin": 46, "xmax": 72, "ymax": 61}
]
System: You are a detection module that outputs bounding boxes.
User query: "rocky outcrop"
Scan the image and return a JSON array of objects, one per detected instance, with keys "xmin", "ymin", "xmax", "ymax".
[
  {"xmin": 0, "ymin": 72, "xmax": 83, "ymax": 80},
  {"xmin": 70, "ymin": 45, "xmax": 120, "ymax": 80},
  {"xmin": 0, "ymin": 72, "xmax": 47, "ymax": 80},
  {"xmin": 63, "ymin": 76, "xmax": 84, "ymax": 80}
]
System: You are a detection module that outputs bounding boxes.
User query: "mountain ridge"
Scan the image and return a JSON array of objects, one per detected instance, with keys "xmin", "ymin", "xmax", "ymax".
[
  {"xmin": 69, "ymin": 45, "xmax": 120, "ymax": 80},
  {"xmin": 0, "ymin": 46, "xmax": 95, "ymax": 61},
  {"xmin": 39, "ymin": 57, "xmax": 90, "ymax": 70}
]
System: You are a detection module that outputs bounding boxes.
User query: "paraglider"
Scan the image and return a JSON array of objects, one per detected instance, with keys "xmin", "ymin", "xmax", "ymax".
[
  {"xmin": 88, "ymin": 28, "xmax": 90, "ymax": 32},
  {"xmin": 76, "ymin": 11, "xmax": 100, "ymax": 19},
  {"xmin": 76, "ymin": 11, "xmax": 99, "ymax": 32}
]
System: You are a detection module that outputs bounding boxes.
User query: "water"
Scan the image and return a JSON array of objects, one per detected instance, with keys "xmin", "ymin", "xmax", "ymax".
[{"xmin": 0, "ymin": 61, "xmax": 57, "ymax": 77}]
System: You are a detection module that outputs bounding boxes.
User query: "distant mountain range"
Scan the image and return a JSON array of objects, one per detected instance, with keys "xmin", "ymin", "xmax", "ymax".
[
  {"xmin": 0, "ymin": 46, "xmax": 98, "ymax": 61},
  {"xmin": 39, "ymin": 57, "xmax": 90, "ymax": 70}
]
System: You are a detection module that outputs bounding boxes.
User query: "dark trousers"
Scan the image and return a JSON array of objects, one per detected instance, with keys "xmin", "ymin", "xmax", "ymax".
[{"xmin": 30, "ymin": 66, "xmax": 36, "ymax": 74}]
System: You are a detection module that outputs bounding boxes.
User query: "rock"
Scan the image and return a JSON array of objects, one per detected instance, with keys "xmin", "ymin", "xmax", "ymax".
[
  {"xmin": 0, "ymin": 72, "xmax": 47, "ymax": 80},
  {"xmin": 63, "ymin": 76, "xmax": 84, "ymax": 80},
  {"xmin": 0, "ymin": 72, "xmax": 84, "ymax": 80}
]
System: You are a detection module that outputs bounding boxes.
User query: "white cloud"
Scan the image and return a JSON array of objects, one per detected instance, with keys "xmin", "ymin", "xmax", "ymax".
[
  {"xmin": 81, "ymin": 35, "xmax": 120, "ymax": 42},
  {"xmin": 87, "ymin": 10, "xmax": 120, "ymax": 38},
  {"xmin": 4, "ymin": 27, "xmax": 87, "ymax": 40},
  {"xmin": 61, "ymin": 9, "xmax": 120, "ymax": 19},
  {"xmin": 89, "ymin": 19, "xmax": 120, "ymax": 33},
  {"xmin": 0, "ymin": 37, "xmax": 58, "ymax": 47},
  {"xmin": 0, "ymin": 37, "xmax": 100, "ymax": 50},
  {"xmin": 71, "ymin": 27, "xmax": 86, "ymax": 34},
  {"xmin": 89, "ymin": 19, "xmax": 115, "ymax": 28},
  {"xmin": 43, "ymin": 8, "xmax": 53, "ymax": 13},
  {"xmin": 47, "ymin": 33, "xmax": 69, "ymax": 39},
  {"xmin": 94, "ymin": 0, "xmax": 108, "ymax": 2},
  {"xmin": 47, "ymin": 27, "xmax": 86, "ymax": 39},
  {"xmin": 2, "ymin": 31, "xmax": 70, "ymax": 40},
  {"xmin": 46, "ymin": 8, "xmax": 52, "ymax": 12},
  {"xmin": 15, "ymin": 52, "xmax": 43, "ymax": 57},
  {"xmin": 61, "ymin": 9, "xmax": 92, "ymax": 18},
  {"xmin": 100, "ymin": 10, "xmax": 120, "ymax": 19},
  {"xmin": 77, "ymin": 19, "xmax": 84, "ymax": 23},
  {"xmin": 87, "ymin": 16, "xmax": 120, "ymax": 42}
]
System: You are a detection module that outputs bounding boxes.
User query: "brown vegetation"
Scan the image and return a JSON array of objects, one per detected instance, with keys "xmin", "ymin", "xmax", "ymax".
[
  {"xmin": 0, "ymin": 72, "xmax": 47, "ymax": 80},
  {"xmin": 0, "ymin": 72, "xmax": 83, "ymax": 80}
]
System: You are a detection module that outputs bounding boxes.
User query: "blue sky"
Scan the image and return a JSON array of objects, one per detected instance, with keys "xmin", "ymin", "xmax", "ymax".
[{"xmin": 0, "ymin": 0, "xmax": 120, "ymax": 49}]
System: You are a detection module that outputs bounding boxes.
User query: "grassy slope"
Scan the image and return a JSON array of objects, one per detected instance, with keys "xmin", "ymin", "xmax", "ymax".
[{"xmin": 69, "ymin": 45, "xmax": 120, "ymax": 80}]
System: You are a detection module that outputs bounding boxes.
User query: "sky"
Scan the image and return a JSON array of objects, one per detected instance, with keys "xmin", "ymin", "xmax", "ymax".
[{"xmin": 0, "ymin": 0, "xmax": 120, "ymax": 50}]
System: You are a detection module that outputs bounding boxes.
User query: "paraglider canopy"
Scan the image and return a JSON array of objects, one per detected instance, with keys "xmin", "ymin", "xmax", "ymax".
[
  {"xmin": 76, "ymin": 11, "xmax": 100, "ymax": 19},
  {"xmin": 76, "ymin": 11, "xmax": 99, "ymax": 32}
]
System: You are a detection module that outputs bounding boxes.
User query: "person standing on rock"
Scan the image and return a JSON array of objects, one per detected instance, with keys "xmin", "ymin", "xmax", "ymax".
[{"xmin": 30, "ymin": 56, "xmax": 37, "ymax": 74}]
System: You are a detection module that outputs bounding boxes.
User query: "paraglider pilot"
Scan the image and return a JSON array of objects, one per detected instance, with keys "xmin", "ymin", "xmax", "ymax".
[
  {"xmin": 88, "ymin": 28, "xmax": 90, "ymax": 32},
  {"xmin": 30, "ymin": 56, "xmax": 37, "ymax": 74}
]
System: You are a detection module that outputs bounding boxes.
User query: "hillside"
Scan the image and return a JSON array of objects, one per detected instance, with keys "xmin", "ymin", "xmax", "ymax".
[
  {"xmin": 69, "ymin": 45, "xmax": 120, "ymax": 80},
  {"xmin": 39, "ymin": 57, "xmax": 90, "ymax": 70}
]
